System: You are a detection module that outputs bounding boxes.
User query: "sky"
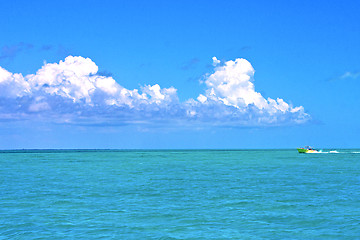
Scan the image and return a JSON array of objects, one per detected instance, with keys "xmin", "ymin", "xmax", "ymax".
[{"xmin": 0, "ymin": 0, "xmax": 359, "ymax": 149}]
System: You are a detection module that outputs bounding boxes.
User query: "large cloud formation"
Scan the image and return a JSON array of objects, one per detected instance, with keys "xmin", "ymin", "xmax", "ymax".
[{"xmin": 0, "ymin": 56, "xmax": 309, "ymax": 126}]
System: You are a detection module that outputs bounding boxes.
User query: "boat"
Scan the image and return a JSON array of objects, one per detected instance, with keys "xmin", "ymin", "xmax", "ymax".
[{"xmin": 297, "ymin": 146, "xmax": 319, "ymax": 153}]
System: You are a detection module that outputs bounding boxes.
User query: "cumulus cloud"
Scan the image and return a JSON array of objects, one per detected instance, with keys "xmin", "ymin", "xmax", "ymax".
[{"xmin": 0, "ymin": 56, "xmax": 309, "ymax": 126}]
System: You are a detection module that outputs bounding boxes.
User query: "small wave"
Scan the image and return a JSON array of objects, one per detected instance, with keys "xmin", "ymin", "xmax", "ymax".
[
  {"xmin": 352, "ymin": 152, "xmax": 360, "ymax": 154},
  {"xmin": 329, "ymin": 150, "xmax": 339, "ymax": 153}
]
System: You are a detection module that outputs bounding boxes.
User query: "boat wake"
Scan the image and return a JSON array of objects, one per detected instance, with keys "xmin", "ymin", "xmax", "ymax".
[
  {"xmin": 309, "ymin": 150, "xmax": 360, "ymax": 154},
  {"xmin": 298, "ymin": 146, "xmax": 360, "ymax": 154}
]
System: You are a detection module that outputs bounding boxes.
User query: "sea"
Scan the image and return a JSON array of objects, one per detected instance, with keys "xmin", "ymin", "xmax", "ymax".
[{"xmin": 1, "ymin": 149, "xmax": 359, "ymax": 239}]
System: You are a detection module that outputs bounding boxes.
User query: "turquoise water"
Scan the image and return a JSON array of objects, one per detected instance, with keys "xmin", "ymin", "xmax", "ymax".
[{"xmin": 1, "ymin": 149, "xmax": 360, "ymax": 239}]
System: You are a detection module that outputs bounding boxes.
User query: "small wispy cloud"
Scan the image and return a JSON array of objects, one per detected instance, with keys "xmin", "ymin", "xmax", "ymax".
[
  {"xmin": 56, "ymin": 45, "xmax": 74, "ymax": 58},
  {"xmin": 0, "ymin": 42, "xmax": 33, "ymax": 61},
  {"xmin": 0, "ymin": 56, "xmax": 310, "ymax": 127},
  {"xmin": 95, "ymin": 70, "xmax": 113, "ymax": 77},
  {"xmin": 181, "ymin": 58, "xmax": 200, "ymax": 70},
  {"xmin": 0, "ymin": 43, "xmax": 77, "ymax": 62},
  {"xmin": 329, "ymin": 71, "xmax": 360, "ymax": 81},
  {"xmin": 339, "ymin": 71, "xmax": 360, "ymax": 80},
  {"xmin": 240, "ymin": 46, "xmax": 251, "ymax": 51},
  {"xmin": 40, "ymin": 45, "xmax": 54, "ymax": 51}
]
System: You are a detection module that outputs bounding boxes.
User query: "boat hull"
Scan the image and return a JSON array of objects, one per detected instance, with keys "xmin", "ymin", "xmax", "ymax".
[
  {"xmin": 297, "ymin": 148, "xmax": 319, "ymax": 153},
  {"xmin": 297, "ymin": 148, "xmax": 307, "ymax": 153}
]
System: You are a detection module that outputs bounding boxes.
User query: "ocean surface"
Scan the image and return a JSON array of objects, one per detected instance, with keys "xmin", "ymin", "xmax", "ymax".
[{"xmin": 1, "ymin": 149, "xmax": 360, "ymax": 239}]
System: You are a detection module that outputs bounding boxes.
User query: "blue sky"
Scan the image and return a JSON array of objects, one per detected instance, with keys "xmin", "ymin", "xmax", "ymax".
[{"xmin": 0, "ymin": 0, "xmax": 359, "ymax": 149}]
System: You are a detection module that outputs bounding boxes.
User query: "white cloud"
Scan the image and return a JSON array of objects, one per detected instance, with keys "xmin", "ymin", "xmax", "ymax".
[
  {"xmin": 212, "ymin": 56, "xmax": 221, "ymax": 66},
  {"xmin": 204, "ymin": 58, "xmax": 267, "ymax": 108},
  {"xmin": 183, "ymin": 58, "xmax": 308, "ymax": 126},
  {"xmin": 339, "ymin": 71, "xmax": 360, "ymax": 80},
  {"xmin": 0, "ymin": 56, "xmax": 309, "ymax": 126}
]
